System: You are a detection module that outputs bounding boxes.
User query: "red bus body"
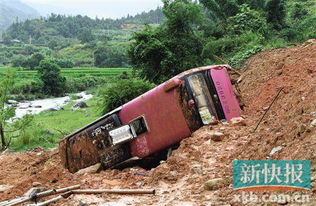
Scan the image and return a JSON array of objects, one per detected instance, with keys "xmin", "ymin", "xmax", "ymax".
[{"xmin": 59, "ymin": 65, "xmax": 241, "ymax": 173}]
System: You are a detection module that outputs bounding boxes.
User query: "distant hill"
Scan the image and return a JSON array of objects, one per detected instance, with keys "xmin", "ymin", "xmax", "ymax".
[
  {"xmin": 4, "ymin": 7, "xmax": 164, "ymax": 43},
  {"xmin": 0, "ymin": 0, "xmax": 40, "ymax": 34}
]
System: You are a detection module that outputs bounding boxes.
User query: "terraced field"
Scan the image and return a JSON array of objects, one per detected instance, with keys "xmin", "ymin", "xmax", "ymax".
[{"xmin": 0, "ymin": 67, "xmax": 131, "ymax": 80}]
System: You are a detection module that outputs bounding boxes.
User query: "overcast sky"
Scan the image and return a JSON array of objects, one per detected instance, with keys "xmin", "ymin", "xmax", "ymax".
[{"xmin": 22, "ymin": 0, "xmax": 163, "ymax": 19}]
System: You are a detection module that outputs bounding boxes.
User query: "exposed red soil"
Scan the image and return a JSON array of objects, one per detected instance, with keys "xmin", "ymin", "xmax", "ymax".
[{"xmin": 0, "ymin": 40, "xmax": 316, "ymax": 205}]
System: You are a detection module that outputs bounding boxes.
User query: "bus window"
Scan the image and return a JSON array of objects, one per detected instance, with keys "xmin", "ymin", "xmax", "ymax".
[
  {"xmin": 130, "ymin": 116, "xmax": 148, "ymax": 136},
  {"xmin": 187, "ymin": 73, "xmax": 217, "ymax": 124}
]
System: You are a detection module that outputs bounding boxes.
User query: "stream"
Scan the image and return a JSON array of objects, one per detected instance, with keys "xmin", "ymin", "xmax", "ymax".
[{"xmin": 9, "ymin": 91, "xmax": 93, "ymax": 121}]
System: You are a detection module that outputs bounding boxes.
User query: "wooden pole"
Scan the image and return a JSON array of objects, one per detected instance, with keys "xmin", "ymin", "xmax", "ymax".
[
  {"xmin": 253, "ymin": 87, "xmax": 284, "ymax": 133},
  {"xmin": 3, "ymin": 185, "xmax": 80, "ymax": 206}
]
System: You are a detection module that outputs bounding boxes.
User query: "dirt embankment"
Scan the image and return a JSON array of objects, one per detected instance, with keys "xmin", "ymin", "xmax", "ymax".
[{"xmin": 0, "ymin": 41, "xmax": 316, "ymax": 205}]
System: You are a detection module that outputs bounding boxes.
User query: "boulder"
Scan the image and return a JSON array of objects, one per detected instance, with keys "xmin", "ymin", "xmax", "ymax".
[
  {"xmin": 32, "ymin": 182, "xmax": 42, "ymax": 187},
  {"xmin": 269, "ymin": 146, "xmax": 283, "ymax": 156},
  {"xmin": 230, "ymin": 117, "xmax": 246, "ymax": 126},
  {"xmin": 48, "ymin": 106, "xmax": 63, "ymax": 111},
  {"xmin": 7, "ymin": 100, "xmax": 18, "ymax": 104},
  {"xmin": 0, "ymin": 185, "xmax": 13, "ymax": 193},
  {"xmin": 204, "ymin": 178, "xmax": 224, "ymax": 190},
  {"xmin": 310, "ymin": 119, "xmax": 316, "ymax": 127},
  {"xmin": 72, "ymin": 101, "xmax": 88, "ymax": 110},
  {"xmin": 76, "ymin": 163, "xmax": 102, "ymax": 175},
  {"xmin": 210, "ymin": 131, "xmax": 225, "ymax": 142}
]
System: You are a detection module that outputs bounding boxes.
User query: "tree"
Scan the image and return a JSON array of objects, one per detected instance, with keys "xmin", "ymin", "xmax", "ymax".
[
  {"xmin": 0, "ymin": 69, "xmax": 34, "ymax": 151},
  {"xmin": 129, "ymin": 0, "xmax": 204, "ymax": 83},
  {"xmin": 78, "ymin": 28, "xmax": 95, "ymax": 43},
  {"xmin": 264, "ymin": 0, "xmax": 286, "ymax": 30},
  {"xmin": 99, "ymin": 79, "xmax": 155, "ymax": 114},
  {"xmin": 38, "ymin": 58, "xmax": 66, "ymax": 96},
  {"xmin": 0, "ymin": 69, "xmax": 15, "ymax": 150}
]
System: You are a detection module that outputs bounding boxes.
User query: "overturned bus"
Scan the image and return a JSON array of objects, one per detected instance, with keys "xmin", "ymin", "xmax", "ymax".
[{"xmin": 59, "ymin": 65, "xmax": 241, "ymax": 173}]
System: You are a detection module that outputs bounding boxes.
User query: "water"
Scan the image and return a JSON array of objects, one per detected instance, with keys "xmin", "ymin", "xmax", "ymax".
[{"xmin": 11, "ymin": 91, "xmax": 93, "ymax": 120}]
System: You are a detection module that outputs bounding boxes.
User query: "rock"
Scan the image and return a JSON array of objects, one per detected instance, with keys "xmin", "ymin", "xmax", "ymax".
[
  {"xmin": 7, "ymin": 100, "xmax": 18, "ymax": 104},
  {"xmin": 72, "ymin": 101, "xmax": 88, "ymax": 110},
  {"xmin": 0, "ymin": 185, "xmax": 13, "ymax": 192},
  {"xmin": 230, "ymin": 117, "xmax": 246, "ymax": 126},
  {"xmin": 204, "ymin": 178, "xmax": 224, "ymax": 190},
  {"xmin": 76, "ymin": 163, "xmax": 102, "ymax": 175},
  {"xmin": 32, "ymin": 182, "xmax": 42, "ymax": 187},
  {"xmin": 44, "ymin": 130, "xmax": 54, "ymax": 135},
  {"xmin": 310, "ymin": 119, "xmax": 316, "ymax": 127},
  {"xmin": 34, "ymin": 105, "xmax": 42, "ymax": 108},
  {"xmin": 48, "ymin": 106, "xmax": 63, "ymax": 111},
  {"xmin": 310, "ymin": 112, "xmax": 316, "ymax": 117},
  {"xmin": 262, "ymin": 106, "xmax": 269, "ymax": 111},
  {"xmin": 192, "ymin": 164, "xmax": 202, "ymax": 174},
  {"xmin": 210, "ymin": 131, "xmax": 225, "ymax": 142},
  {"xmin": 269, "ymin": 146, "xmax": 283, "ymax": 156}
]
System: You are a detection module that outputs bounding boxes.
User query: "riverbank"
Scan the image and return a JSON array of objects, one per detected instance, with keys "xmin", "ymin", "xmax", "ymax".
[{"xmin": 8, "ymin": 96, "xmax": 102, "ymax": 151}]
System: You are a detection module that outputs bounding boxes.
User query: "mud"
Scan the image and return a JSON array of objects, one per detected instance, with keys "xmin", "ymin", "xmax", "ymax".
[{"xmin": 1, "ymin": 40, "xmax": 316, "ymax": 205}]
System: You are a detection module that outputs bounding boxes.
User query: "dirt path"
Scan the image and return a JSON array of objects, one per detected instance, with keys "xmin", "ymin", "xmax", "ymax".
[{"xmin": 1, "ymin": 40, "xmax": 316, "ymax": 205}]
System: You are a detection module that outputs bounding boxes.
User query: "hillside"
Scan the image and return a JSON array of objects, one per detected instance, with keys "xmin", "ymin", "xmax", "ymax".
[
  {"xmin": 0, "ymin": 40, "xmax": 315, "ymax": 205},
  {"xmin": 0, "ymin": 0, "xmax": 39, "ymax": 34}
]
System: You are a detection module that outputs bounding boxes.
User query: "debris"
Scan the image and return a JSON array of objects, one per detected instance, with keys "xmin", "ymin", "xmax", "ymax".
[
  {"xmin": 32, "ymin": 182, "xmax": 42, "ymax": 187},
  {"xmin": 72, "ymin": 101, "xmax": 88, "ymax": 110},
  {"xmin": 269, "ymin": 146, "xmax": 283, "ymax": 156},
  {"xmin": 0, "ymin": 185, "xmax": 13, "ymax": 193},
  {"xmin": 204, "ymin": 178, "xmax": 224, "ymax": 191},
  {"xmin": 27, "ymin": 192, "xmax": 72, "ymax": 206},
  {"xmin": 75, "ymin": 163, "xmax": 102, "ymax": 175},
  {"xmin": 192, "ymin": 164, "xmax": 202, "ymax": 174},
  {"xmin": 134, "ymin": 171, "xmax": 149, "ymax": 175},
  {"xmin": 230, "ymin": 117, "xmax": 246, "ymax": 126},
  {"xmin": 210, "ymin": 131, "xmax": 225, "ymax": 142},
  {"xmin": 0, "ymin": 185, "xmax": 80, "ymax": 206},
  {"xmin": 310, "ymin": 119, "xmax": 316, "ymax": 127},
  {"xmin": 310, "ymin": 112, "xmax": 316, "ymax": 117}
]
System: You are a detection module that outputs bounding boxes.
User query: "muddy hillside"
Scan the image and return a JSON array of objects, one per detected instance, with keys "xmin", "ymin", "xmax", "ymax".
[{"xmin": 0, "ymin": 40, "xmax": 316, "ymax": 205}]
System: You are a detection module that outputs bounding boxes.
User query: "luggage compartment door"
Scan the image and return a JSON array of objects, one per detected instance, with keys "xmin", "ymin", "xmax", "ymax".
[{"xmin": 209, "ymin": 67, "xmax": 241, "ymax": 121}]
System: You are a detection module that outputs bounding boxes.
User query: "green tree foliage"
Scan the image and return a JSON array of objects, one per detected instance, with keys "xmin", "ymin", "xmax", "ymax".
[
  {"xmin": 99, "ymin": 79, "xmax": 155, "ymax": 114},
  {"xmin": 38, "ymin": 58, "xmax": 66, "ymax": 96},
  {"xmin": 78, "ymin": 28, "xmax": 95, "ymax": 43},
  {"xmin": 0, "ymin": 69, "xmax": 15, "ymax": 150},
  {"xmin": 130, "ymin": 0, "xmax": 204, "ymax": 83},
  {"xmin": 94, "ymin": 44, "xmax": 129, "ymax": 68},
  {"xmin": 265, "ymin": 0, "xmax": 286, "ymax": 29},
  {"xmin": 227, "ymin": 4, "xmax": 268, "ymax": 35},
  {"xmin": 0, "ymin": 69, "xmax": 34, "ymax": 150}
]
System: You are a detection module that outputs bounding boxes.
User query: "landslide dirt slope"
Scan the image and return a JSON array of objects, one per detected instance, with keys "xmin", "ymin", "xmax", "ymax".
[{"xmin": 0, "ymin": 41, "xmax": 316, "ymax": 205}]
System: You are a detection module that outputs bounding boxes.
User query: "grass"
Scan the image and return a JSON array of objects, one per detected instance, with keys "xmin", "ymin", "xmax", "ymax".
[
  {"xmin": 9, "ymin": 97, "xmax": 103, "ymax": 151},
  {"xmin": 0, "ymin": 67, "xmax": 132, "ymax": 80}
]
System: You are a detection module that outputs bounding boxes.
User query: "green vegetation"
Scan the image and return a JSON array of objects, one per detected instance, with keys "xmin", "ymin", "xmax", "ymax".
[
  {"xmin": 99, "ymin": 78, "xmax": 155, "ymax": 114},
  {"xmin": 9, "ymin": 98, "xmax": 101, "ymax": 151},
  {"xmin": 0, "ymin": 66, "xmax": 131, "ymax": 101},
  {"xmin": 130, "ymin": 0, "xmax": 316, "ymax": 83},
  {"xmin": 0, "ymin": 69, "xmax": 33, "ymax": 150},
  {"xmin": 38, "ymin": 58, "xmax": 66, "ymax": 96},
  {"xmin": 0, "ymin": 7, "xmax": 164, "ymax": 68}
]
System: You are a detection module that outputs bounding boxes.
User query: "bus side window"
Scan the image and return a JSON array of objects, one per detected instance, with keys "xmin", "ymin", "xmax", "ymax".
[{"xmin": 130, "ymin": 116, "xmax": 148, "ymax": 136}]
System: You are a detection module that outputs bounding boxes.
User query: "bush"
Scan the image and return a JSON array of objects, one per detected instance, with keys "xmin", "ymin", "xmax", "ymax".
[
  {"xmin": 38, "ymin": 58, "xmax": 66, "ymax": 96},
  {"xmin": 99, "ymin": 79, "xmax": 155, "ymax": 114}
]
